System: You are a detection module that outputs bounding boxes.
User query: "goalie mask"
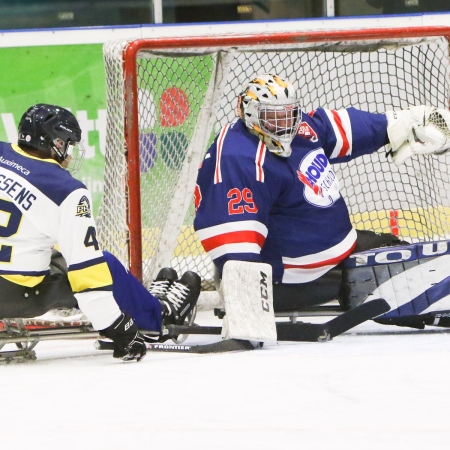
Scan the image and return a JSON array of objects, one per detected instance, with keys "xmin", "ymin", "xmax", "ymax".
[
  {"xmin": 18, "ymin": 104, "xmax": 85, "ymax": 174},
  {"xmin": 237, "ymin": 74, "xmax": 302, "ymax": 157}
]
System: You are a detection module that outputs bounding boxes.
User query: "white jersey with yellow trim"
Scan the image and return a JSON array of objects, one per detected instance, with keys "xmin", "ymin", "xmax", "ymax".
[{"xmin": 0, "ymin": 142, "xmax": 120, "ymax": 329}]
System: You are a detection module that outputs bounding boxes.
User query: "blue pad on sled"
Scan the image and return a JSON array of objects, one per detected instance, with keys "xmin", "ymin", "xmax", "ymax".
[{"xmin": 340, "ymin": 240, "xmax": 450, "ymax": 327}]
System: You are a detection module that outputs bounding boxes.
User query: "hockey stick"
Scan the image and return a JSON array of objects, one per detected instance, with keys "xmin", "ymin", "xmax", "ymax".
[
  {"xmin": 96, "ymin": 298, "xmax": 390, "ymax": 354},
  {"xmin": 95, "ymin": 338, "xmax": 259, "ymax": 354}
]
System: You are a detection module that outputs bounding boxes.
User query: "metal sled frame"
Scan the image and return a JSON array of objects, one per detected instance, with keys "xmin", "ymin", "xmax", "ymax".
[
  {"xmin": 0, "ymin": 318, "xmax": 98, "ymax": 364},
  {"xmin": 0, "ymin": 316, "xmax": 209, "ymax": 364}
]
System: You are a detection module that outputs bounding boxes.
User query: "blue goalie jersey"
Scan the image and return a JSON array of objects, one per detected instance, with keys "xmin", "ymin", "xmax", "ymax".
[{"xmin": 193, "ymin": 108, "xmax": 389, "ymax": 284}]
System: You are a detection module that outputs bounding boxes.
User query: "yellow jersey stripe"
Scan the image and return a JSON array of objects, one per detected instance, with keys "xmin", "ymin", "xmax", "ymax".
[
  {"xmin": 1, "ymin": 274, "xmax": 45, "ymax": 287},
  {"xmin": 68, "ymin": 261, "xmax": 113, "ymax": 293}
]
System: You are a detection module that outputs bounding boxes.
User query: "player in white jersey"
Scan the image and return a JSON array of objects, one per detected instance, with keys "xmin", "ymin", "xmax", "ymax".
[
  {"xmin": 0, "ymin": 104, "xmax": 201, "ymax": 361},
  {"xmin": 194, "ymin": 74, "xmax": 450, "ymax": 326}
]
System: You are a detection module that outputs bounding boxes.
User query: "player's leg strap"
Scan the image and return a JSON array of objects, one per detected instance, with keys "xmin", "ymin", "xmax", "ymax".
[
  {"xmin": 220, "ymin": 260, "xmax": 277, "ymax": 343},
  {"xmin": 339, "ymin": 240, "xmax": 450, "ymax": 326},
  {"xmin": 0, "ymin": 250, "xmax": 77, "ymax": 319}
]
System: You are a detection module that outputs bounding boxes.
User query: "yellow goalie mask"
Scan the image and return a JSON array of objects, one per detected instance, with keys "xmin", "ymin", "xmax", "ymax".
[{"xmin": 237, "ymin": 73, "xmax": 302, "ymax": 157}]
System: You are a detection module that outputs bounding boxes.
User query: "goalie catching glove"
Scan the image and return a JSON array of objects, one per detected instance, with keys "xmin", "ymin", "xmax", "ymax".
[
  {"xmin": 99, "ymin": 312, "xmax": 146, "ymax": 362},
  {"xmin": 386, "ymin": 106, "xmax": 450, "ymax": 166}
]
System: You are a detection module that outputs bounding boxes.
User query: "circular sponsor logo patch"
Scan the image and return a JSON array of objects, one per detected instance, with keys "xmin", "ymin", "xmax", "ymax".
[{"xmin": 297, "ymin": 149, "xmax": 341, "ymax": 207}]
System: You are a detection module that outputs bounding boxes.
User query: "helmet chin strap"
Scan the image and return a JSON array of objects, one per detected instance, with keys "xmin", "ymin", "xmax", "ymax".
[
  {"xmin": 51, "ymin": 147, "xmax": 66, "ymax": 164},
  {"xmin": 248, "ymin": 127, "xmax": 293, "ymax": 157},
  {"xmin": 268, "ymin": 142, "xmax": 292, "ymax": 158},
  {"xmin": 51, "ymin": 137, "xmax": 71, "ymax": 163}
]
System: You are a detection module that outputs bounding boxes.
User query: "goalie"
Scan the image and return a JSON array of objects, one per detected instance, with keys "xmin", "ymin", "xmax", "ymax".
[
  {"xmin": 193, "ymin": 73, "xmax": 450, "ymax": 328},
  {"xmin": 0, "ymin": 104, "xmax": 201, "ymax": 362}
]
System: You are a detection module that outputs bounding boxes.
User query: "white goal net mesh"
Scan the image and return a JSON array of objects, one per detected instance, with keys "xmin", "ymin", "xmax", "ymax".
[{"xmin": 98, "ymin": 31, "xmax": 450, "ymax": 289}]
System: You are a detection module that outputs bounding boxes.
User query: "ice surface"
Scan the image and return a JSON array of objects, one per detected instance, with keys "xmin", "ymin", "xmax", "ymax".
[{"xmin": 3, "ymin": 311, "xmax": 450, "ymax": 450}]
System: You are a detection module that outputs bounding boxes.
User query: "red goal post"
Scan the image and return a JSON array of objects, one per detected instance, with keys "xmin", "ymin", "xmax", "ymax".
[{"xmin": 98, "ymin": 26, "xmax": 450, "ymax": 288}]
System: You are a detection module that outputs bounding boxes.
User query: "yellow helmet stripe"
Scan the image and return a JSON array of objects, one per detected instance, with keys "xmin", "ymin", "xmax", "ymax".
[
  {"xmin": 267, "ymin": 85, "xmax": 277, "ymax": 96},
  {"xmin": 273, "ymin": 75, "xmax": 288, "ymax": 88},
  {"xmin": 252, "ymin": 77, "xmax": 267, "ymax": 86}
]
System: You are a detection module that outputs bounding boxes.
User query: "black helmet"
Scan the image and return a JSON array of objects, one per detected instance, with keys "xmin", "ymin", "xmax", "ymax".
[{"xmin": 18, "ymin": 104, "xmax": 82, "ymax": 164}]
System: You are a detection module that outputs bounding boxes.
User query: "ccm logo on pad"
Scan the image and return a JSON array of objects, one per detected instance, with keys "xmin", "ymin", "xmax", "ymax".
[{"xmin": 260, "ymin": 271, "xmax": 270, "ymax": 312}]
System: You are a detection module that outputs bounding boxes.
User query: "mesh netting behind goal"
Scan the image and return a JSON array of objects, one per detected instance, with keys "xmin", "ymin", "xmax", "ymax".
[{"xmin": 98, "ymin": 28, "xmax": 450, "ymax": 289}]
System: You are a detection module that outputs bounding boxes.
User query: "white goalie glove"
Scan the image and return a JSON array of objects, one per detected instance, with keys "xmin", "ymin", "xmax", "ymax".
[{"xmin": 386, "ymin": 106, "xmax": 450, "ymax": 166}]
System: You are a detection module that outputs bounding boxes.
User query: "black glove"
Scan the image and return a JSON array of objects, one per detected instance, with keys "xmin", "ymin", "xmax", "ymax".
[{"xmin": 99, "ymin": 312, "xmax": 146, "ymax": 362}]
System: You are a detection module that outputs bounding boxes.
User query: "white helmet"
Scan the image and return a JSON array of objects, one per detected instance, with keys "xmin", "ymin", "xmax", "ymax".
[{"xmin": 237, "ymin": 73, "xmax": 302, "ymax": 157}]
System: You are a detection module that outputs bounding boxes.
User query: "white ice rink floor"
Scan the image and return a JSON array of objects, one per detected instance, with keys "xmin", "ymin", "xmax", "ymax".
[{"xmin": 3, "ymin": 310, "xmax": 450, "ymax": 450}]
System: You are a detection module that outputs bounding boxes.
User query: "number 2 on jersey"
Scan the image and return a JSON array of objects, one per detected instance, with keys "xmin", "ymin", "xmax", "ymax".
[{"xmin": 0, "ymin": 199, "xmax": 23, "ymax": 263}]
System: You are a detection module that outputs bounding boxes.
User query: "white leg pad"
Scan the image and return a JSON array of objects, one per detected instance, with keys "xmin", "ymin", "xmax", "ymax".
[{"xmin": 220, "ymin": 261, "xmax": 277, "ymax": 343}]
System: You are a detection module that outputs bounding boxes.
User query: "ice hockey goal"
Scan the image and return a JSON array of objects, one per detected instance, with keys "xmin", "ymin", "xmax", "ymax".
[{"xmin": 98, "ymin": 27, "xmax": 450, "ymax": 289}]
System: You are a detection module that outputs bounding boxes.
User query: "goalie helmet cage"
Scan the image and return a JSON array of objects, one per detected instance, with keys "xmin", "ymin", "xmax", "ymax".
[{"xmin": 99, "ymin": 26, "xmax": 450, "ymax": 288}]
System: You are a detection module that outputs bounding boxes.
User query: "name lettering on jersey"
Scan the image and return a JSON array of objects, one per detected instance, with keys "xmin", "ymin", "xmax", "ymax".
[
  {"xmin": 0, "ymin": 156, "xmax": 30, "ymax": 176},
  {"xmin": 0, "ymin": 174, "xmax": 36, "ymax": 210},
  {"xmin": 297, "ymin": 149, "xmax": 341, "ymax": 207},
  {"xmin": 297, "ymin": 121, "xmax": 318, "ymax": 143},
  {"xmin": 76, "ymin": 195, "xmax": 91, "ymax": 218},
  {"xmin": 344, "ymin": 240, "xmax": 450, "ymax": 268}
]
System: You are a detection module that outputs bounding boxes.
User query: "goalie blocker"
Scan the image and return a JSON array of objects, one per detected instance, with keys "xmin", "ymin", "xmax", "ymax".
[{"xmin": 340, "ymin": 239, "xmax": 450, "ymax": 329}]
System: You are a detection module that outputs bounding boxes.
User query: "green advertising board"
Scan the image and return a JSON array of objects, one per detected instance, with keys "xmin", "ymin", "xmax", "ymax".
[
  {"xmin": 0, "ymin": 43, "xmax": 215, "ymax": 222},
  {"xmin": 0, "ymin": 44, "xmax": 106, "ymax": 215}
]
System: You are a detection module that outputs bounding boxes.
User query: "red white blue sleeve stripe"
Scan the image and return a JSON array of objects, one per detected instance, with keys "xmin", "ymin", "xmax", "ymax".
[{"xmin": 324, "ymin": 109, "xmax": 353, "ymax": 159}]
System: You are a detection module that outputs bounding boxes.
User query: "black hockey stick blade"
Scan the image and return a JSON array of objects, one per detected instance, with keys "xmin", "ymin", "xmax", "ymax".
[
  {"xmin": 326, "ymin": 298, "xmax": 390, "ymax": 338},
  {"xmin": 95, "ymin": 338, "xmax": 258, "ymax": 354},
  {"xmin": 276, "ymin": 321, "xmax": 331, "ymax": 342},
  {"xmin": 276, "ymin": 298, "xmax": 390, "ymax": 342}
]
